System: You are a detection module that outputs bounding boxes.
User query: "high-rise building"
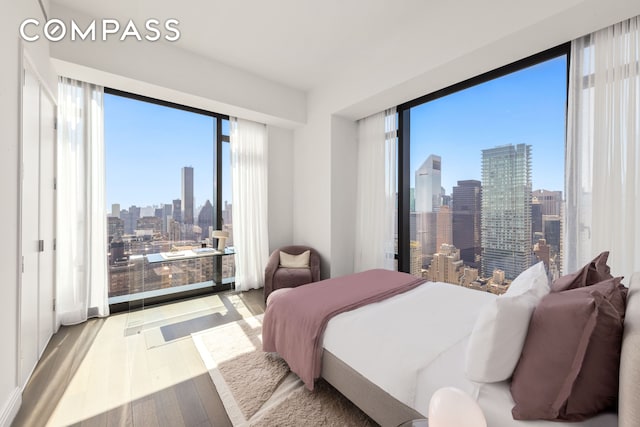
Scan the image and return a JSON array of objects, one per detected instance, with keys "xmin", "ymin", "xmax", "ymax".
[
  {"xmin": 532, "ymin": 189, "xmax": 562, "ymax": 216},
  {"xmin": 168, "ymin": 218, "xmax": 181, "ymax": 241},
  {"xmin": 415, "ymin": 212, "xmax": 437, "ymax": 267},
  {"xmin": 198, "ymin": 200, "xmax": 214, "ymax": 239},
  {"xmin": 415, "ymin": 155, "xmax": 442, "ymax": 267},
  {"xmin": 415, "ymin": 154, "xmax": 442, "ymax": 213},
  {"xmin": 481, "ymin": 144, "xmax": 532, "ymax": 280},
  {"xmin": 107, "ymin": 216, "xmax": 124, "ymax": 241},
  {"xmin": 162, "ymin": 203, "xmax": 173, "ymax": 234},
  {"xmin": 172, "ymin": 199, "xmax": 182, "ymax": 223},
  {"xmin": 531, "ymin": 198, "xmax": 543, "ymax": 241},
  {"xmin": 181, "ymin": 166, "xmax": 194, "ymax": 225},
  {"xmin": 410, "ymin": 241, "xmax": 423, "ymax": 278},
  {"xmin": 436, "ymin": 205, "xmax": 452, "ymax": 249},
  {"xmin": 123, "ymin": 205, "xmax": 140, "ymax": 234},
  {"xmin": 140, "ymin": 206, "xmax": 155, "ymax": 217},
  {"xmin": 426, "ymin": 243, "xmax": 463, "ymax": 284},
  {"xmin": 111, "ymin": 203, "xmax": 120, "ymax": 218},
  {"xmin": 409, "ymin": 211, "xmax": 417, "ymax": 242},
  {"xmin": 543, "ymin": 215, "xmax": 562, "ymax": 255},
  {"xmin": 441, "ymin": 193, "xmax": 451, "ymax": 208},
  {"xmin": 452, "ymin": 180, "xmax": 482, "ymax": 267}
]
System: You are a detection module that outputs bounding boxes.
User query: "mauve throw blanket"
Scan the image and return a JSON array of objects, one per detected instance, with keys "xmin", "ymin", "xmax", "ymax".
[{"xmin": 262, "ymin": 269, "xmax": 426, "ymax": 390}]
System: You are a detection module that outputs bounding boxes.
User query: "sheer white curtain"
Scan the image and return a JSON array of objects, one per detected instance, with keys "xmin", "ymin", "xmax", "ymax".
[
  {"xmin": 57, "ymin": 78, "xmax": 109, "ymax": 325},
  {"xmin": 230, "ymin": 117, "xmax": 270, "ymax": 291},
  {"xmin": 565, "ymin": 16, "xmax": 640, "ymax": 279},
  {"xmin": 354, "ymin": 108, "xmax": 397, "ymax": 272}
]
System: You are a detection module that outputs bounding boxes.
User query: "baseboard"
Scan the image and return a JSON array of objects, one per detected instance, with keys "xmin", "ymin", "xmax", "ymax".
[{"xmin": 0, "ymin": 387, "xmax": 22, "ymax": 427}]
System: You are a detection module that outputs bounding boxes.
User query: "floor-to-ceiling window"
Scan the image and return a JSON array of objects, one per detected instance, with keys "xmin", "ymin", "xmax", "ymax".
[
  {"xmin": 104, "ymin": 89, "xmax": 232, "ymax": 309},
  {"xmin": 398, "ymin": 44, "xmax": 569, "ymax": 293}
]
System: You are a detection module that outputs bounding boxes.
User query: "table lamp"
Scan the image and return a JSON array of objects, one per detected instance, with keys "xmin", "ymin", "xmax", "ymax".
[
  {"xmin": 211, "ymin": 230, "xmax": 229, "ymax": 253},
  {"xmin": 428, "ymin": 387, "xmax": 486, "ymax": 427}
]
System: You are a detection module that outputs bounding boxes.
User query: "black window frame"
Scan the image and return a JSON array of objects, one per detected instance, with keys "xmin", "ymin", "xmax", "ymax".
[
  {"xmin": 396, "ymin": 43, "xmax": 571, "ymax": 273},
  {"xmin": 104, "ymin": 88, "xmax": 231, "ymax": 312}
]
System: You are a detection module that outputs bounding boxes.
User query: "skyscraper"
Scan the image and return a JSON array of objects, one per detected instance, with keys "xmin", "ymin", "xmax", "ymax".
[
  {"xmin": 543, "ymin": 215, "xmax": 562, "ymax": 255},
  {"xmin": 107, "ymin": 216, "xmax": 124, "ymax": 240},
  {"xmin": 172, "ymin": 199, "xmax": 182, "ymax": 223},
  {"xmin": 111, "ymin": 203, "xmax": 120, "ymax": 218},
  {"xmin": 415, "ymin": 154, "xmax": 442, "ymax": 213},
  {"xmin": 410, "ymin": 241, "xmax": 423, "ymax": 278},
  {"xmin": 415, "ymin": 155, "xmax": 442, "ymax": 267},
  {"xmin": 531, "ymin": 198, "xmax": 543, "ymax": 240},
  {"xmin": 162, "ymin": 203, "xmax": 173, "ymax": 233},
  {"xmin": 198, "ymin": 200, "xmax": 214, "ymax": 239},
  {"xmin": 436, "ymin": 205, "xmax": 452, "ymax": 249},
  {"xmin": 532, "ymin": 189, "xmax": 562, "ymax": 216},
  {"xmin": 481, "ymin": 144, "xmax": 532, "ymax": 280},
  {"xmin": 124, "ymin": 205, "xmax": 140, "ymax": 234},
  {"xmin": 182, "ymin": 166, "xmax": 194, "ymax": 225},
  {"xmin": 452, "ymin": 180, "xmax": 482, "ymax": 267}
]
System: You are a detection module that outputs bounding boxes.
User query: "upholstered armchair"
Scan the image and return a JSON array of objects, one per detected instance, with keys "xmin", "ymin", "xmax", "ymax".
[{"xmin": 264, "ymin": 245, "xmax": 321, "ymax": 301}]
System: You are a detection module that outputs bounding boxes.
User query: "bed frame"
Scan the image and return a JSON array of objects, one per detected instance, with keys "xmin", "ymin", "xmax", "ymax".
[{"xmin": 321, "ymin": 271, "xmax": 640, "ymax": 427}]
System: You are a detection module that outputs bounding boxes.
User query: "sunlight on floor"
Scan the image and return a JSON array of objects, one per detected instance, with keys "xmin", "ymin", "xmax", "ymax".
[{"xmin": 46, "ymin": 293, "xmax": 257, "ymax": 426}]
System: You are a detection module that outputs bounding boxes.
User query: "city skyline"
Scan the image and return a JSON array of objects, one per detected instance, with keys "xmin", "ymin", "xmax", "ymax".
[
  {"xmin": 409, "ymin": 55, "xmax": 567, "ymax": 195},
  {"xmin": 104, "ymin": 93, "xmax": 232, "ymax": 209},
  {"xmin": 410, "ymin": 143, "xmax": 562, "ymax": 279}
]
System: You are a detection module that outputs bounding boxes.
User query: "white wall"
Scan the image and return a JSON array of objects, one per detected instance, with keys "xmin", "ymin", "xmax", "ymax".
[
  {"xmin": 1, "ymin": 2, "xmax": 56, "ymax": 425},
  {"xmin": 291, "ymin": 107, "xmax": 357, "ymax": 280},
  {"xmin": 49, "ymin": 3, "xmax": 306, "ymax": 129},
  {"xmin": 292, "ymin": 96, "xmax": 332, "ymax": 278},
  {"xmin": 330, "ymin": 115, "xmax": 357, "ymax": 277},
  {"xmin": 267, "ymin": 126, "xmax": 294, "ymax": 253}
]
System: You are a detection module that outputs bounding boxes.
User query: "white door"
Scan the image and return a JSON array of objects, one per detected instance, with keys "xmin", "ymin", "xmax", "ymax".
[
  {"xmin": 38, "ymin": 87, "xmax": 56, "ymax": 356},
  {"xmin": 20, "ymin": 64, "xmax": 41, "ymax": 386}
]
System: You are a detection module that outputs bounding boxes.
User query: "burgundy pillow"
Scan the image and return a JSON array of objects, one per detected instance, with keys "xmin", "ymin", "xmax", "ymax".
[
  {"xmin": 510, "ymin": 277, "xmax": 625, "ymax": 421},
  {"xmin": 551, "ymin": 251, "xmax": 613, "ymax": 292}
]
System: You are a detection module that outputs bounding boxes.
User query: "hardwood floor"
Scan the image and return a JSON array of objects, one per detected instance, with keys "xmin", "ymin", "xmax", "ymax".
[{"xmin": 13, "ymin": 289, "xmax": 266, "ymax": 427}]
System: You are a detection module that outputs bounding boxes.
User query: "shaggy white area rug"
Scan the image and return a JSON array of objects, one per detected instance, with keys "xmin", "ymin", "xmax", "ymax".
[{"xmin": 192, "ymin": 314, "xmax": 375, "ymax": 426}]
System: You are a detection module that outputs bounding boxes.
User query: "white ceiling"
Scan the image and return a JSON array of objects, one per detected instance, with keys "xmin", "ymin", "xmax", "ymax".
[
  {"xmin": 50, "ymin": 0, "xmax": 640, "ymax": 122},
  {"xmin": 49, "ymin": 0, "xmax": 603, "ymax": 91}
]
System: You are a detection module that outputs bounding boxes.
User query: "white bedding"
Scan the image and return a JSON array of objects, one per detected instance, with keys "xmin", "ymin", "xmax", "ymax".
[
  {"xmin": 323, "ymin": 281, "xmax": 495, "ymax": 407},
  {"xmin": 412, "ymin": 336, "xmax": 618, "ymax": 427},
  {"xmin": 323, "ymin": 280, "xmax": 619, "ymax": 427}
]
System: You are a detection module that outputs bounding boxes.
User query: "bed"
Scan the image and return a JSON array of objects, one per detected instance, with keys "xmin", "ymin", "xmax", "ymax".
[{"xmin": 263, "ymin": 268, "xmax": 640, "ymax": 427}]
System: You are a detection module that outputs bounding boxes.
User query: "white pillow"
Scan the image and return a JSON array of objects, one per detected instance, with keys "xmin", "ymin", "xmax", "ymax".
[
  {"xmin": 279, "ymin": 250, "xmax": 310, "ymax": 268},
  {"xmin": 504, "ymin": 260, "xmax": 550, "ymax": 300},
  {"xmin": 464, "ymin": 261, "xmax": 549, "ymax": 383}
]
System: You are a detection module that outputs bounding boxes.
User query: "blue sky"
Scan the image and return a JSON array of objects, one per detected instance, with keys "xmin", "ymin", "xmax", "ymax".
[
  {"xmin": 105, "ymin": 94, "xmax": 232, "ymax": 210},
  {"xmin": 410, "ymin": 55, "xmax": 567, "ymax": 194},
  {"xmin": 106, "ymin": 55, "xmax": 567, "ymax": 211}
]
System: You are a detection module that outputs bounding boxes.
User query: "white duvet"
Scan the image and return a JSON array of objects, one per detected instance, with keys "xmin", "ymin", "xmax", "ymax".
[
  {"xmin": 323, "ymin": 281, "xmax": 618, "ymax": 427},
  {"xmin": 323, "ymin": 281, "xmax": 494, "ymax": 407}
]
